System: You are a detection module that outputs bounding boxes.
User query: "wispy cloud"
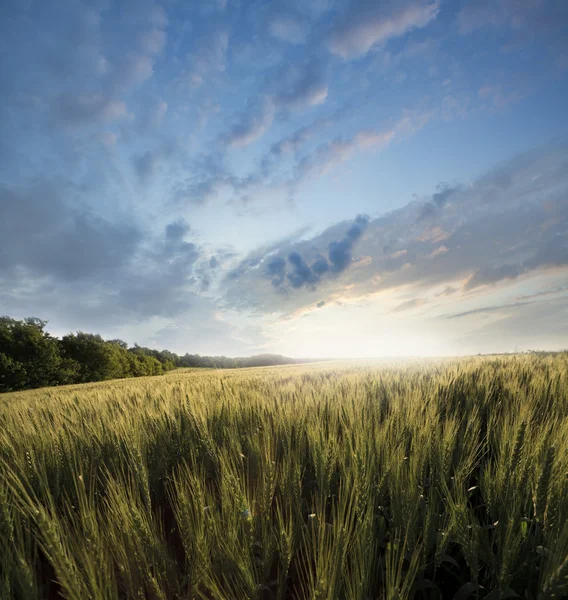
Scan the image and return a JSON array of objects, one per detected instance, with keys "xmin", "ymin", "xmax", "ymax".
[
  {"xmin": 328, "ymin": 1, "xmax": 440, "ymax": 59},
  {"xmin": 444, "ymin": 301, "xmax": 535, "ymax": 320}
]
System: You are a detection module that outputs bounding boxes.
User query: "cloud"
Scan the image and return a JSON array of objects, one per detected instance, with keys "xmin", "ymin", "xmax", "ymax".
[
  {"xmin": 290, "ymin": 108, "xmax": 432, "ymax": 183},
  {"xmin": 445, "ymin": 301, "xmax": 535, "ymax": 320},
  {"xmin": 223, "ymin": 61, "xmax": 329, "ymax": 148},
  {"xmin": 265, "ymin": 256, "xmax": 287, "ymax": 287},
  {"xmin": 287, "ymin": 251, "xmax": 320, "ymax": 288},
  {"xmin": 133, "ymin": 143, "xmax": 176, "ymax": 183},
  {"xmin": 149, "ymin": 5, "xmax": 168, "ymax": 29},
  {"xmin": 464, "ymin": 263, "xmax": 526, "ymax": 290},
  {"xmin": 269, "ymin": 13, "xmax": 308, "ymax": 44},
  {"xmin": 269, "ymin": 116, "xmax": 333, "ymax": 156},
  {"xmin": 293, "ymin": 124, "xmax": 405, "ymax": 184},
  {"xmin": 419, "ymin": 184, "xmax": 460, "ymax": 219},
  {"xmin": 391, "ymin": 298, "xmax": 427, "ymax": 312},
  {"xmin": 138, "ymin": 28, "xmax": 167, "ymax": 54},
  {"xmin": 182, "ymin": 29, "xmax": 228, "ymax": 89},
  {"xmin": 273, "ymin": 62, "xmax": 329, "ymax": 109},
  {"xmin": 453, "ymin": 296, "xmax": 568, "ymax": 353},
  {"xmin": 225, "ymin": 97, "xmax": 276, "ymax": 147},
  {"xmin": 0, "ymin": 183, "xmax": 140, "ymax": 281},
  {"xmin": 328, "ymin": 214, "xmax": 369, "ymax": 272},
  {"xmin": 296, "ymin": 129, "xmax": 394, "ymax": 181},
  {"xmin": 516, "ymin": 285, "xmax": 568, "ymax": 301},
  {"xmin": 145, "ymin": 100, "xmax": 168, "ymax": 129},
  {"xmin": 53, "ymin": 93, "xmax": 129, "ymax": 126},
  {"xmin": 458, "ymin": 0, "xmax": 568, "ymax": 36},
  {"xmin": 165, "ymin": 219, "xmax": 191, "ymax": 242},
  {"xmin": 174, "ymin": 153, "xmax": 237, "ymax": 204},
  {"xmin": 231, "ymin": 214, "xmax": 370, "ymax": 295},
  {"xmin": 31, "ymin": 2, "xmax": 168, "ymax": 131},
  {"xmin": 178, "ymin": 106, "xmax": 431, "ymax": 206},
  {"xmin": 114, "ymin": 221, "xmax": 201, "ymax": 318},
  {"xmin": 328, "ymin": 0, "xmax": 440, "ymax": 59},
  {"xmin": 112, "ymin": 53, "xmax": 155, "ymax": 89},
  {"xmin": 97, "ymin": 130, "xmax": 119, "ymax": 146},
  {"xmin": 0, "ymin": 194, "xmax": 211, "ymax": 339},
  {"xmin": 222, "ymin": 144, "xmax": 568, "ymax": 315}
]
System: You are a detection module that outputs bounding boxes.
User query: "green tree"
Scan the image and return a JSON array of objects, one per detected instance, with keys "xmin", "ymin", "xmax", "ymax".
[
  {"xmin": 59, "ymin": 333, "xmax": 126, "ymax": 382},
  {"xmin": 0, "ymin": 317, "xmax": 62, "ymax": 391}
]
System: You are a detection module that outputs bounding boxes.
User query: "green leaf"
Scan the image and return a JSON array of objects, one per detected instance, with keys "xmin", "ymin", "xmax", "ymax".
[
  {"xmin": 454, "ymin": 582, "xmax": 481, "ymax": 600},
  {"xmin": 441, "ymin": 553, "xmax": 460, "ymax": 569},
  {"xmin": 484, "ymin": 589, "xmax": 519, "ymax": 600}
]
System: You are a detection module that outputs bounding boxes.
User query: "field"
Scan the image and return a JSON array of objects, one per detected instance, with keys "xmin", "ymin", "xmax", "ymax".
[{"xmin": 1, "ymin": 355, "xmax": 568, "ymax": 599}]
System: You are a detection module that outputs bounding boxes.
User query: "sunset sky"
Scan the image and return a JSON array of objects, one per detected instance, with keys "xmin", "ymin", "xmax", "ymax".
[{"xmin": 1, "ymin": 0, "xmax": 567, "ymax": 357}]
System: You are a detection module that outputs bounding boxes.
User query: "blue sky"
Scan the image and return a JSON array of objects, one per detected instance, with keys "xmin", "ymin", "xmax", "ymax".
[{"xmin": 1, "ymin": 0, "xmax": 567, "ymax": 357}]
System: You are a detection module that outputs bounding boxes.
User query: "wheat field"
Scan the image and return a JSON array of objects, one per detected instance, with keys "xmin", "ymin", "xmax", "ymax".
[{"xmin": 1, "ymin": 355, "xmax": 568, "ymax": 599}]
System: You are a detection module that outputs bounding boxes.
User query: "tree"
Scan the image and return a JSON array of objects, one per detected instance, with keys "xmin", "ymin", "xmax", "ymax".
[
  {"xmin": 0, "ymin": 316, "xmax": 62, "ymax": 391},
  {"xmin": 59, "ymin": 333, "xmax": 126, "ymax": 382}
]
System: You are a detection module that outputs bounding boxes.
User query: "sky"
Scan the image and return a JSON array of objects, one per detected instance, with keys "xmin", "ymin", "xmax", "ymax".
[{"xmin": 0, "ymin": 0, "xmax": 567, "ymax": 358}]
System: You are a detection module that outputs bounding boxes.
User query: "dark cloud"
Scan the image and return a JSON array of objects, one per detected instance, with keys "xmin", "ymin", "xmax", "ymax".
[
  {"xmin": 226, "ymin": 214, "xmax": 370, "ymax": 298},
  {"xmin": 328, "ymin": 214, "xmax": 369, "ymax": 272},
  {"xmin": 0, "ymin": 183, "xmax": 140, "ymax": 281},
  {"xmin": 114, "ymin": 221, "xmax": 200, "ymax": 319},
  {"xmin": 165, "ymin": 219, "xmax": 191, "ymax": 242},
  {"xmin": 287, "ymin": 251, "xmax": 320, "ymax": 289},
  {"xmin": 0, "ymin": 180, "xmax": 208, "ymax": 329},
  {"xmin": 316, "ymin": 300, "xmax": 326, "ymax": 308},
  {"xmin": 419, "ymin": 183, "xmax": 459, "ymax": 220},
  {"xmin": 258, "ymin": 216, "xmax": 369, "ymax": 290},
  {"xmin": 311, "ymin": 255, "xmax": 331, "ymax": 276},
  {"xmin": 432, "ymin": 183, "xmax": 457, "ymax": 206},
  {"xmin": 266, "ymin": 256, "xmax": 287, "ymax": 287},
  {"xmin": 134, "ymin": 150, "xmax": 160, "ymax": 182}
]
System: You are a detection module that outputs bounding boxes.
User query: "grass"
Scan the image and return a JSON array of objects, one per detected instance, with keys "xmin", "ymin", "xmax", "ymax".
[{"xmin": 1, "ymin": 355, "xmax": 568, "ymax": 599}]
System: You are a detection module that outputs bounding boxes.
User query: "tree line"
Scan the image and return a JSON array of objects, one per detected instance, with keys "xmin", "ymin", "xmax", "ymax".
[{"xmin": 0, "ymin": 316, "xmax": 312, "ymax": 393}]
